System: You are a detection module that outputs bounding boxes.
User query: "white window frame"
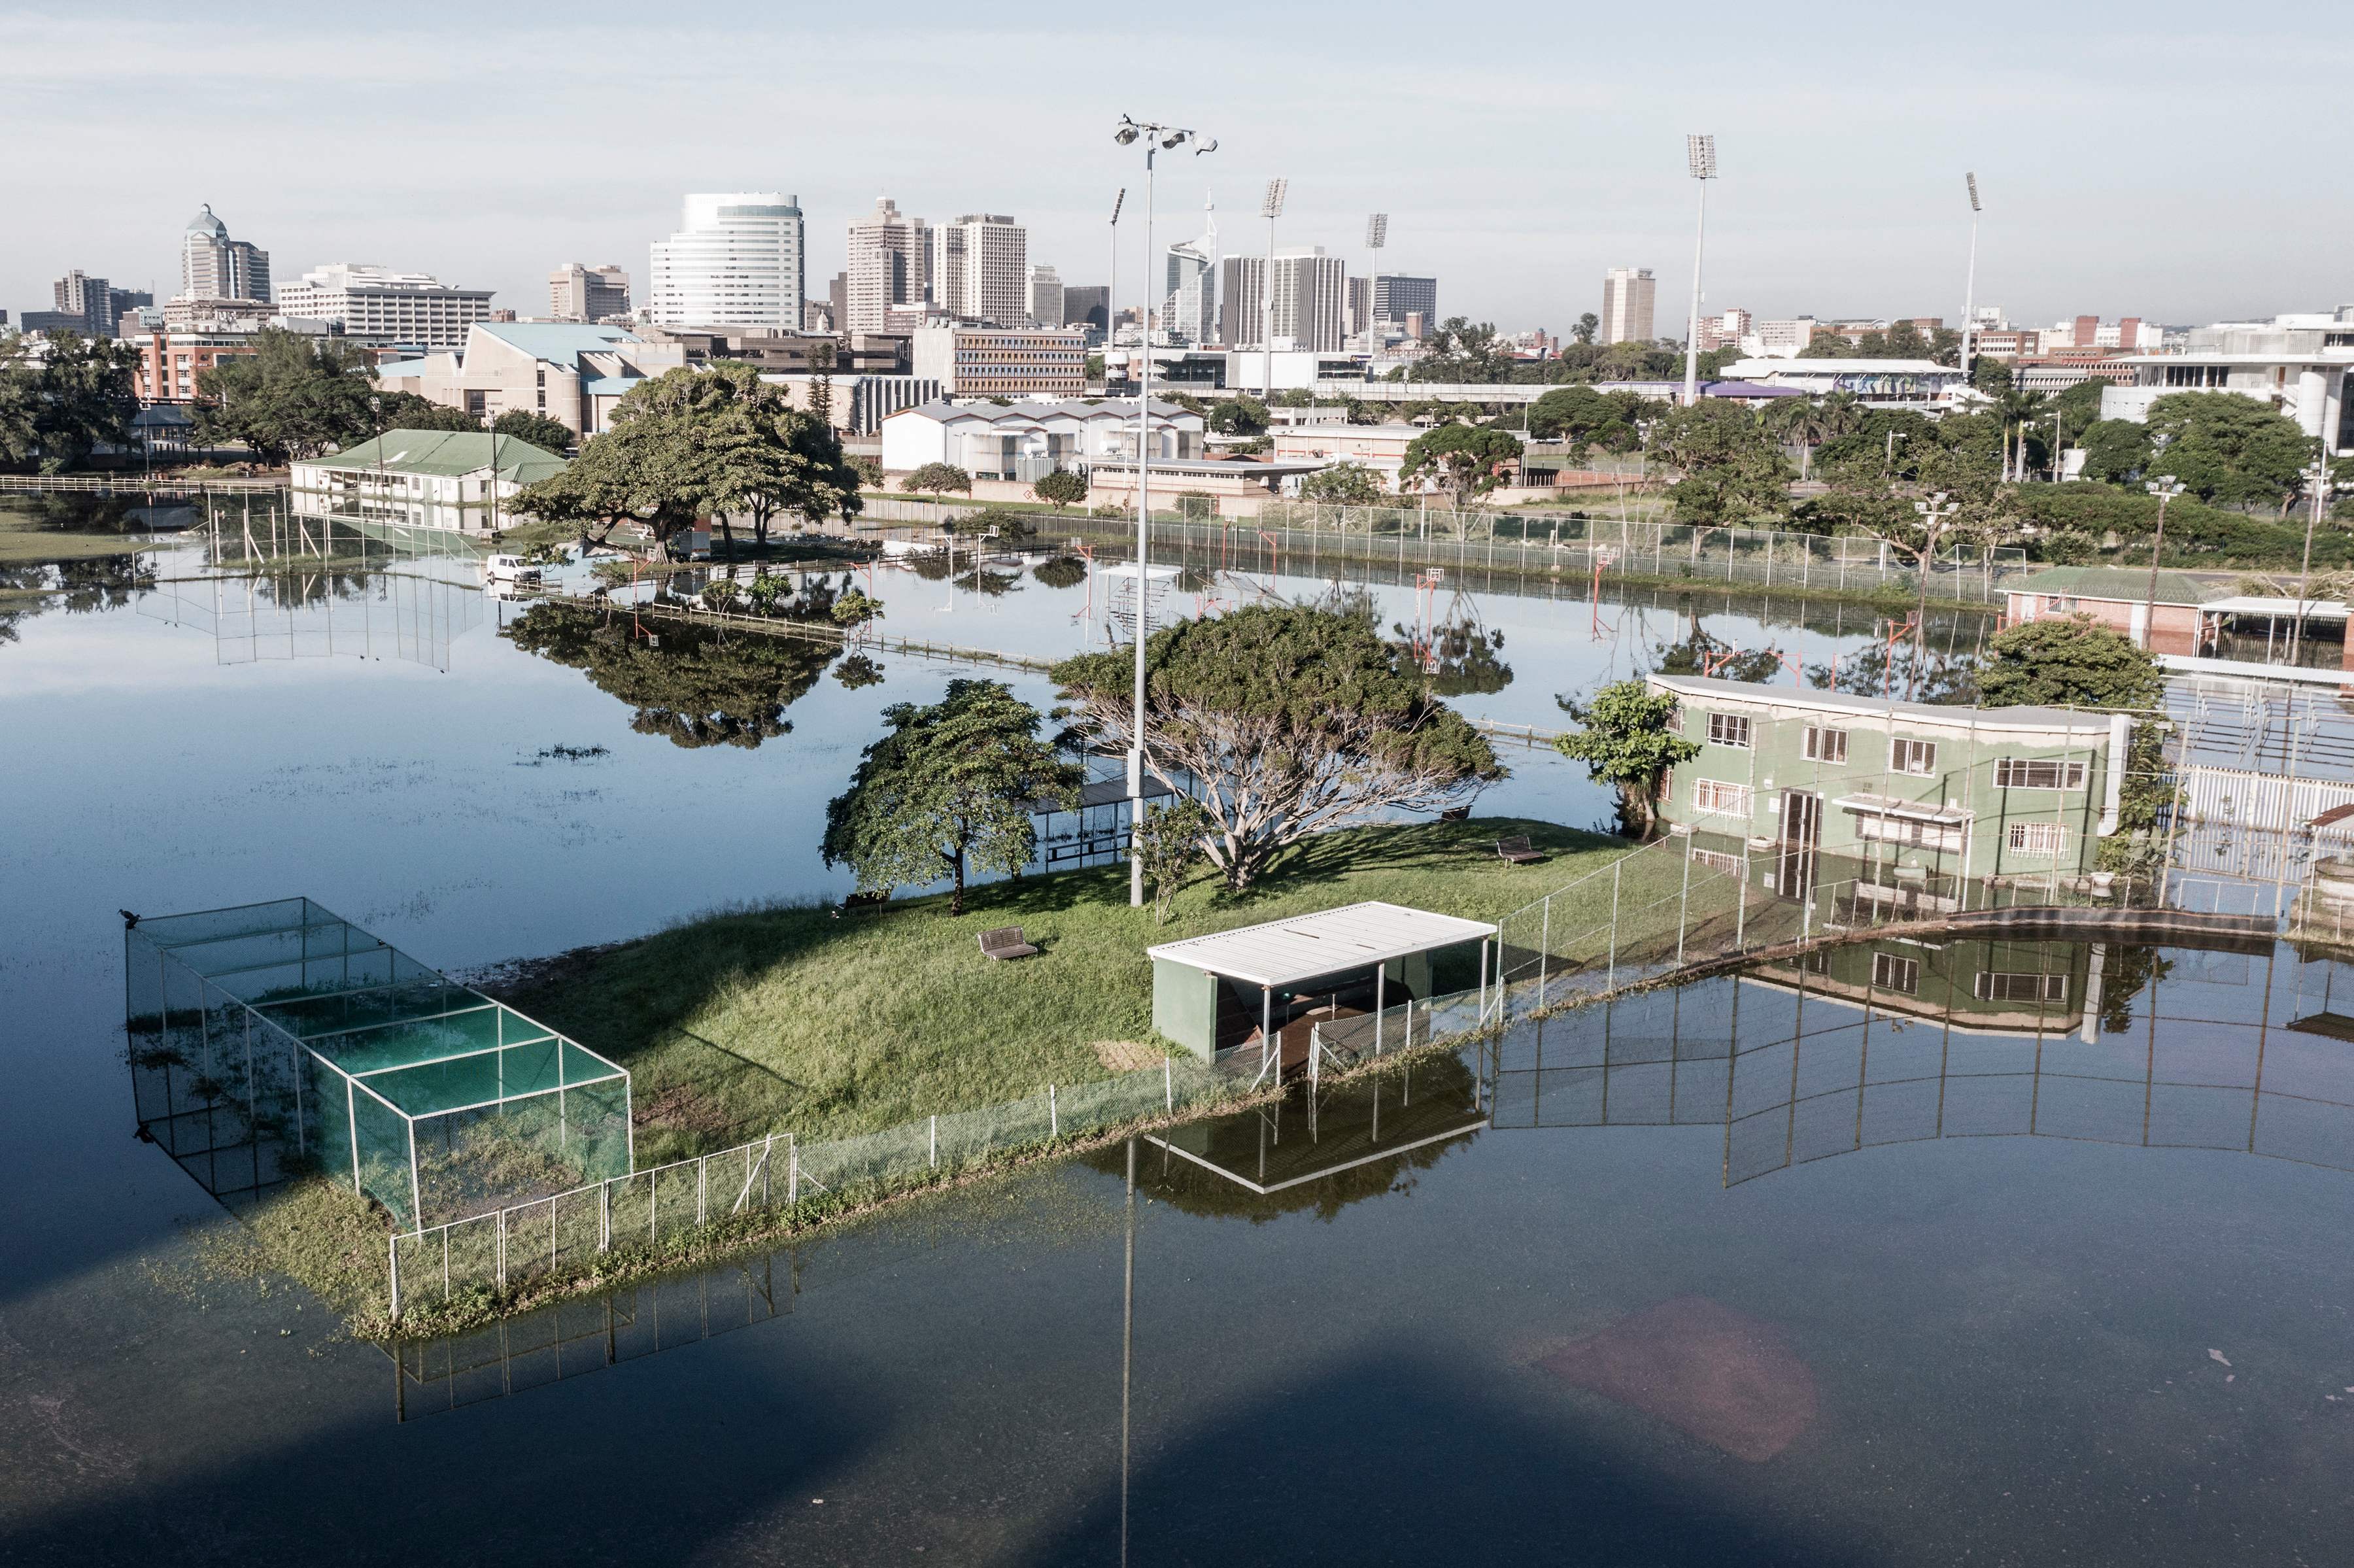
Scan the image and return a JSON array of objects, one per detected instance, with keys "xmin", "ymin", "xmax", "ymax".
[
  {"xmin": 1872, "ymin": 952, "xmax": 1920, "ymax": 995},
  {"xmin": 1803, "ymin": 726, "xmax": 1848, "ymax": 764},
  {"xmin": 1994, "ymin": 757, "xmax": 2088, "ymax": 791},
  {"xmin": 2006, "ymin": 821, "xmax": 2069, "ymax": 856},
  {"xmin": 1693, "ymin": 779, "xmax": 1754, "ymax": 819},
  {"xmin": 1856, "ymin": 813, "xmax": 1965, "ymax": 853},
  {"xmin": 1889, "ymin": 737, "xmax": 1938, "ymax": 776},
  {"xmin": 1973, "ymin": 971, "xmax": 2068, "ymax": 1002},
  {"xmin": 1707, "ymin": 712, "xmax": 1752, "ymax": 749},
  {"xmin": 1690, "ymin": 846, "xmax": 1747, "ymax": 876}
]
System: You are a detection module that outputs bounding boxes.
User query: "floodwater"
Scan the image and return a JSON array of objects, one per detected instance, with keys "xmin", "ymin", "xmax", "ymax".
[{"xmin": 21, "ymin": 500, "xmax": 2354, "ymax": 1563}]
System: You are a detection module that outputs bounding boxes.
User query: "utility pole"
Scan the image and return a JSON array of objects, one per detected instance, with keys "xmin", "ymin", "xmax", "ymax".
[
  {"xmin": 1682, "ymin": 134, "xmax": 1716, "ymax": 408},
  {"xmin": 2141, "ymin": 475, "xmax": 2183, "ymax": 652}
]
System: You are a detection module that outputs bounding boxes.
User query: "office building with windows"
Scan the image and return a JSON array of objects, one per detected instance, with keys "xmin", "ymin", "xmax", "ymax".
[
  {"xmin": 1216, "ymin": 255, "xmax": 1265, "ymax": 349},
  {"xmin": 1027, "ymin": 264, "xmax": 1065, "ymax": 328},
  {"xmin": 1372, "ymin": 273, "xmax": 1436, "ymax": 333},
  {"xmin": 647, "ymin": 193, "xmax": 805, "ymax": 330},
  {"xmin": 846, "ymin": 197, "xmax": 929, "ymax": 333},
  {"xmin": 1601, "ymin": 267, "xmax": 1656, "ymax": 345},
  {"xmin": 1164, "ymin": 239, "xmax": 1215, "ymax": 345},
  {"xmin": 928, "ymin": 213, "xmax": 1027, "ymax": 324},
  {"xmin": 910, "ymin": 325, "xmax": 1087, "ymax": 396},
  {"xmin": 1271, "ymin": 248, "xmax": 1346, "ymax": 354},
  {"xmin": 549, "ymin": 263, "xmax": 630, "ymax": 322},
  {"xmin": 179, "ymin": 205, "xmax": 270, "ymax": 303},
  {"xmin": 276, "ymin": 263, "xmax": 493, "ymax": 349}
]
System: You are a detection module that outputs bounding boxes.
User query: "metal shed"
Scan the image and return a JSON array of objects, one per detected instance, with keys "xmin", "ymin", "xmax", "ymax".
[{"xmin": 1146, "ymin": 901, "xmax": 1498, "ymax": 1076}]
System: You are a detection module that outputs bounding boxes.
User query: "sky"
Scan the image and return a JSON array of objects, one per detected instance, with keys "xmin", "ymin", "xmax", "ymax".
[{"xmin": 6, "ymin": 0, "xmax": 2349, "ymax": 337}]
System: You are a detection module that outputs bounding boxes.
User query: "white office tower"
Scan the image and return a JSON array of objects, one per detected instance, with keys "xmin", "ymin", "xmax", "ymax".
[
  {"xmin": 1271, "ymin": 247, "xmax": 1346, "ymax": 353},
  {"xmin": 647, "ymin": 193, "xmax": 806, "ymax": 330},
  {"xmin": 847, "ymin": 197, "xmax": 930, "ymax": 332},
  {"xmin": 1217, "ymin": 255, "xmax": 1265, "ymax": 348},
  {"xmin": 274, "ymin": 263, "xmax": 492, "ymax": 348},
  {"xmin": 1027, "ymin": 264, "xmax": 1065, "ymax": 328},
  {"xmin": 932, "ymin": 214, "xmax": 1027, "ymax": 325},
  {"xmin": 1601, "ymin": 266, "xmax": 1656, "ymax": 345},
  {"xmin": 179, "ymin": 205, "xmax": 270, "ymax": 301}
]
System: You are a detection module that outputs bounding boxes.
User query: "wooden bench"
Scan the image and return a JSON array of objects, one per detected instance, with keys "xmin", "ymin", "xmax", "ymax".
[
  {"xmin": 978, "ymin": 925, "xmax": 1039, "ymax": 961},
  {"xmin": 1495, "ymin": 835, "xmax": 1546, "ymax": 865}
]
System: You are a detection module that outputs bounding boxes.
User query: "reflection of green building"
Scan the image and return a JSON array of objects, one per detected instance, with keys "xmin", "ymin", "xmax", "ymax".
[
  {"xmin": 1746, "ymin": 935, "xmax": 2096, "ymax": 1037},
  {"xmin": 1650, "ymin": 674, "xmax": 2126, "ymax": 890}
]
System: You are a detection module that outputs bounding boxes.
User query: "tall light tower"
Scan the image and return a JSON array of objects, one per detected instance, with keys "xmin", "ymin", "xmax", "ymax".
[
  {"xmin": 1259, "ymin": 177, "xmax": 1288, "ymax": 398},
  {"xmin": 1106, "ymin": 188, "xmax": 1125, "ymax": 356},
  {"xmin": 1363, "ymin": 212, "xmax": 1388, "ymax": 354},
  {"xmin": 1960, "ymin": 173, "xmax": 1981, "ymax": 388},
  {"xmin": 1114, "ymin": 114, "xmax": 1217, "ymax": 907},
  {"xmin": 1681, "ymin": 134, "xmax": 1717, "ymax": 408}
]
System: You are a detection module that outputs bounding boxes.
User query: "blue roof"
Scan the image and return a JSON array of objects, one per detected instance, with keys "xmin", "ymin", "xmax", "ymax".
[
  {"xmin": 473, "ymin": 322, "xmax": 641, "ymax": 371},
  {"xmin": 581, "ymin": 375, "xmax": 641, "ymax": 397},
  {"xmin": 374, "ymin": 358, "xmax": 430, "ymax": 377}
]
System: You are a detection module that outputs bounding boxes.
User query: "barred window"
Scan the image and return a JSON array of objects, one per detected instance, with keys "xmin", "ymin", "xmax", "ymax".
[
  {"xmin": 1994, "ymin": 757, "xmax": 2087, "ymax": 791},
  {"xmin": 1690, "ymin": 847, "xmax": 1747, "ymax": 876},
  {"xmin": 1974, "ymin": 971, "xmax": 2068, "ymax": 1002},
  {"xmin": 1707, "ymin": 712, "xmax": 1752, "ymax": 747},
  {"xmin": 1890, "ymin": 738, "xmax": 1937, "ymax": 775},
  {"xmin": 1857, "ymin": 813, "xmax": 1964, "ymax": 853},
  {"xmin": 1872, "ymin": 952, "xmax": 1920, "ymax": 994},
  {"xmin": 1694, "ymin": 779, "xmax": 1753, "ymax": 818},
  {"xmin": 2007, "ymin": 821, "xmax": 2068, "ymax": 855},
  {"xmin": 1804, "ymin": 726, "xmax": 1848, "ymax": 764}
]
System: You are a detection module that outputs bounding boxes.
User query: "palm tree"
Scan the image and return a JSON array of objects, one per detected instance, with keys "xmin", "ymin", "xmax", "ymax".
[{"xmin": 1763, "ymin": 396, "xmax": 1835, "ymax": 479}]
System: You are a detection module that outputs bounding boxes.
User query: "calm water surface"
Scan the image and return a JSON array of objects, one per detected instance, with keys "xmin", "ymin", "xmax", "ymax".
[{"xmin": 10, "ymin": 508, "xmax": 2348, "ymax": 1564}]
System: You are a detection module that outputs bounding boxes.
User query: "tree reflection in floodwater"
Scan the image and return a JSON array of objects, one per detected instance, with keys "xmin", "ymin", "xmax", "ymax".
[{"xmin": 502, "ymin": 600, "xmax": 840, "ymax": 749}]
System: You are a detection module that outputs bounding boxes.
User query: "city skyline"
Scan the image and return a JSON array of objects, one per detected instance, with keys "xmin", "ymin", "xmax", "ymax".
[{"xmin": 5, "ymin": 1, "xmax": 2347, "ymax": 337}]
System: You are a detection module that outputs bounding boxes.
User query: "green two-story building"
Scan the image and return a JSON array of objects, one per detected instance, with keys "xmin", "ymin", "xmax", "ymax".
[{"xmin": 1647, "ymin": 674, "xmax": 2130, "ymax": 900}]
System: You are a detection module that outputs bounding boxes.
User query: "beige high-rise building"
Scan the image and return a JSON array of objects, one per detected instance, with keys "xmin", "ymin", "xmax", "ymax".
[
  {"xmin": 1271, "ymin": 247, "xmax": 1346, "ymax": 354},
  {"xmin": 1601, "ymin": 267, "xmax": 1656, "ymax": 345},
  {"xmin": 549, "ymin": 263, "xmax": 630, "ymax": 322},
  {"xmin": 930, "ymin": 214, "xmax": 1027, "ymax": 325},
  {"xmin": 845, "ymin": 197, "xmax": 930, "ymax": 333}
]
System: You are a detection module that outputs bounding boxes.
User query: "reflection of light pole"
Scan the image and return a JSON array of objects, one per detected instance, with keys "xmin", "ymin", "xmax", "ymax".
[
  {"xmin": 1119, "ymin": 1135, "xmax": 1136, "ymax": 1568},
  {"xmin": 1116, "ymin": 114, "xmax": 1218, "ymax": 907},
  {"xmin": 2141, "ymin": 475, "xmax": 2183, "ymax": 651},
  {"xmin": 2293, "ymin": 456, "xmax": 2330, "ymax": 663},
  {"xmin": 1960, "ymin": 173, "xmax": 1981, "ymax": 385},
  {"xmin": 1681, "ymin": 134, "xmax": 1716, "ymax": 409}
]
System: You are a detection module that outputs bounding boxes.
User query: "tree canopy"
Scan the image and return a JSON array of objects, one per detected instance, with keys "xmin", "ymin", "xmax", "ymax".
[
  {"xmin": 2143, "ymin": 392, "xmax": 2315, "ymax": 510},
  {"xmin": 1646, "ymin": 400, "xmax": 1792, "ymax": 524},
  {"xmin": 491, "ymin": 409, "xmax": 577, "ymax": 454},
  {"xmin": 1977, "ymin": 615, "xmax": 2162, "ymax": 711},
  {"xmin": 1032, "ymin": 468, "xmax": 1087, "ymax": 509},
  {"xmin": 1400, "ymin": 423, "xmax": 1523, "ymax": 509},
  {"xmin": 1553, "ymin": 679, "xmax": 1700, "ymax": 838},
  {"xmin": 1297, "ymin": 461, "xmax": 1387, "ymax": 505},
  {"xmin": 190, "ymin": 328, "xmax": 379, "ymax": 464},
  {"xmin": 1206, "ymin": 396, "xmax": 1269, "ymax": 435},
  {"xmin": 1524, "ymin": 386, "xmax": 1654, "ymax": 453},
  {"xmin": 821, "ymin": 679, "xmax": 1082, "ymax": 914},
  {"xmin": 0, "ymin": 330, "xmax": 139, "ymax": 473},
  {"xmin": 1051, "ymin": 604, "xmax": 1502, "ymax": 890},
  {"xmin": 901, "ymin": 462, "xmax": 972, "ymax": 495}
]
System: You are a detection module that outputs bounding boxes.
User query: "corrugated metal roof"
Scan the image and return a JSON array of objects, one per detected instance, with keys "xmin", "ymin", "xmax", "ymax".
[
  {"xmin": 1147, "ymin": 900, "xmax": 1497, "ymax": 988},
  {"xmin": 2013, "ymin": 565, "xmax": 2222, "ymax": 605},
  {"xmin": 303, "ymin": 430, "xmax": 569, "ymax": 482},
  {"xmin": 1649, "ymin": 673, "xmax": 2115, "ymax": 734},
  {"xmin": 475, "ymin": 322, "xmax": 642, "ymax": 370}
]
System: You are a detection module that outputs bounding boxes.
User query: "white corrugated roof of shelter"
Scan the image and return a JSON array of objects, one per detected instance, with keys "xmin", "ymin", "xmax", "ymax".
[
  {"xmin": 1146, "ymin": 900, "xmax": 1497, "ymax": 989},
  {"xmin": 2199, "ymin": 596, "xmax": 2353, "ymax": 620}
]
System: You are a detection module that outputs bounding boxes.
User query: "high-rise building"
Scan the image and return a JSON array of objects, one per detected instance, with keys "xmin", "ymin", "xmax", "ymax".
[
  {"xmin": 1372, "ymin": 273, "xmax": 1437, "ymax": 333},
  {"xmin": 929, "ymin": 214, "xmax": 1027, "ymax": 325},
  {"xmin": 847, "ymin": 197, "xmax": 929, "ymax": 333},
  {"xmin": 48, "ymin": 271, "xmax": 149, "ymax": 339},
  {"xmin": 1601, "ymin": 267, "xmax": 1656, "ymax": 345},
  {"xmin": 548, "ymin": 263, "xmax": 630, "ymax": 322},
  {"xmin": 276, "ymin": 263, "xmax": 494, "ymax": 348},
  {"xmin": 1346, "ymin": 277, "xmax": 1371, "ymax": 339},
  {"xmin": 1163, "ymin": 239, "xmax": 1215, "ymax": 345},
  {"xmin": 1027, "ymin": 264, "xmax": 1065, "ymax": 328},
  {"xmin": 1271, "ymin": 248, "xmax": 1346, "ymax": 354},
  {"xmin": 647, "ymin": 193, "xmax": 806, "ymax": 330},
  {"xmin": 179, "ymin": 204, "xmax": 270, "ymax": 303},
  {"xmin": 1062, "ymin": 284, "xmax": 1108, "ymax": 339},
  {"xmin": 1217, "ymin": 255, "xmax": 1265, "ymax": 349}
]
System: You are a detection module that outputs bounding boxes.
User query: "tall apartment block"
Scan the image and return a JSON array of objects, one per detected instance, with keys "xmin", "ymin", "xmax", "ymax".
[
  {"xmin": 1271, "ymin": 248, "xmax": 1346, "ymax": 354},
  {"xmin": 179, "ymin": 204, "xmax": 270, "ymax": 303},
  {"xmin": 931, "ymin": 214, "xmax": 1027, "ymax": 326},
  {"xmin": 647, "ymin": 193, "xmax": 805, "ymax": 330},
  {"xmin": 1601, "ymin": 267, "xmax": 1656, "ymax": 345},
  {"xmin": 1372, "ymin": 273, "xmax": 1437, "ymax": 333},
  {"xmin": 549, "ymin": 263, "xmax": 630, "ymax": 322},
  {"xmin": 846, "ymin": 197, "xmax": 929, "ymax": 333}
]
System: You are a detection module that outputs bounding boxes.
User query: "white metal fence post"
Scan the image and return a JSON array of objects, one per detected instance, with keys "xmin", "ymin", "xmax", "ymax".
[
  {"xmin": 788, "ymin": 1134, "xmax": 798, "ymax": 1206},
  {"xmin": 388, "ymin": 1234, "xmax": 401, "ymax": 1323},
  {"xmin": 1049, "ymin": 1083, "xmax": 1059, "ymax": 1138},
  {"xmin": 1537, "ymin": 895, "xmax": 1550, "ymax": 1009},
  {"xmin": 1607, "ymin": 859, "xmax": 1623, "ymax": 990},
  {"xmin": 1163, "ymin": 1057, "xmax": 1173, "ymax": 1114},
  {"xmin": 930, "ymin": 1114, "xmax": 938, "ymax": 1169},
  {"xmin": 1677, "ymin": 836, "xmax": 1694, "ymax": 968}
]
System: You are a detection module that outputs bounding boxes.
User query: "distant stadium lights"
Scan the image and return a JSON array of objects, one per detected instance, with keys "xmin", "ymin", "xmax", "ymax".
[
  {"xmin": 1686, "ymin": 134, "xmax": 1716, "ymax": 180},
  {"xmin": 1966, "ymin": 171, "xmax": 1981, "ymax": 212},
  {"xmin": 1110, "ymin": 188, "xmax": 1125, "ymax": 224},
  {"xmin": 1261, "ymin": 179, "xmax": 1288, "ymax": 220},
  {"xmin": 1366, "ymin": 213, "xmax": 1388, "ymax": 249}
]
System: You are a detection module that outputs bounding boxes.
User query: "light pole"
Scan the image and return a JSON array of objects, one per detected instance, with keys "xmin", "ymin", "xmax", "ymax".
[
  {"xmin": 2293, "ymin": 455, "xmax": 2330, "ymax": 663},
  {"xmin": 1960, "ymin": 173, "xmax": 1981, "ymax": 387},
  {"xmin": 1363, "ymin": 212, "xmax": 1388, "ymax": 358},
  {"xmin": 1115, "ymin": 114, "xmax": 1217, "ymax": 908},
  {"xmin": 2141, "ymin": 475, "xmax": 2183, "ymax": 652},
  {"xmin": 1106, "ymin": 188, "xmax": 1124, "ymax": 367},
  {"xmin": 1681, "ymin": 133, "xmax": 1716, "ymax": 409},
  {"xmin": 1259, "ymin": 179, "xmax": 1288, "ymax": 399}
]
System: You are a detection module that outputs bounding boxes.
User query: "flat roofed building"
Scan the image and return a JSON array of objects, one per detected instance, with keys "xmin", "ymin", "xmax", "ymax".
[
  {"xmin": 1601, "ymin": 267, "xmax": 1656, "ymax": 345},
  {"xmin": 549, "ymin": 263, "xmax": 630, "ymax": 323},
  {"xmin": 1372, "ymin": 273, "xmax": 1436, "ymax": 333},
  {"xmin": 289, "ymin": 430, "xmax": 569, "ymax": 534},
  {"xmin": 277, "ymin": 263, "xmax": 494, "ymax": 349},
  {"xmin": 649, "ymin": 193, "xmax": 806, "ymax": 331},
  {"xmin": 2004, "ymin": 565, "xmax": 2228, "ymax": 656},
  {"xmin": 1648, "ymin": 673, "xmax": 2126, "ymax": 887},
  {"xmin": 1718, "ymin": 357, "xmax": 1968, "ymax": 409},
  {"xmin": 2097, "ymin": 315, "xmax": 2354, "ymax": 454},
  {"xmin": 878, "ymin": 396, "xmax": 1203, "ymax": 478},
  {"xmin": 910, "ymin": 325, "xmax": 1087, "ymax": 396}
]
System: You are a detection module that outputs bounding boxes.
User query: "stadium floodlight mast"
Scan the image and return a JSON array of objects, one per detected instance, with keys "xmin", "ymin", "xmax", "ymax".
[
  {"xmin": 1681, "ymin": 134, "xmax": 1717, "ymax": 408},
  {"xmin": 1960, "ymin": 173, "xmax": 1982, "ymax": 388},
  {"xmin": 1114, "ymin": 114, "xmax": 1218, "ymax": 907},
  {"xmin": 2141, "ymin": 475, "xmax": 2184, "ymax": 651},
  {"xmin": 1364, "ymin": 212, "xmax": 1388, "ymax": 349},
  {"xmin": 1106, "ymin": 188, "xmax": 1124, "ymax": 354},
  {"xmin": 1259, "ymin": 178, "xmax": 1288, "ymax": 401}
]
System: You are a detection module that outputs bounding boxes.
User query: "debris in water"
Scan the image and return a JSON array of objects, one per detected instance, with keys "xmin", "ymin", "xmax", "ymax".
[
  {"xmin": 2209, "ymin": 1350, "xmax": 2231, "ymax": 1367},
  {"xmin": 1537, "ymin": 1295, "xmax": 1818, "ymax": 1461}
]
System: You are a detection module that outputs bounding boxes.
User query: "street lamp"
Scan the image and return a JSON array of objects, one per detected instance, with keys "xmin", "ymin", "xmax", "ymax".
[
  {"xmin": 1114, "ymin": 114, "xmax": 1217, "ymax": 908},
  {"xmin": 2141, "ymin": 475, "xmax": 2184, "ymax": 651},
  {"xmin": 2293, "ymin": 455, "xmax": 2331, "ymax": 663},
  {"xmin": 1681, "ymin": 134, "xmax": 1716, "ymax": 409},
  {"xmin": 1960, "ymin": 173, "xmax": 1981, "ymax": 386}
]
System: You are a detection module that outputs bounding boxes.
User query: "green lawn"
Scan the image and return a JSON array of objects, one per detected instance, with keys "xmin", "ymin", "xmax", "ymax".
[{"xmin": 486, "ymin": 816, "xmax": 1635, "ymax": 1165}]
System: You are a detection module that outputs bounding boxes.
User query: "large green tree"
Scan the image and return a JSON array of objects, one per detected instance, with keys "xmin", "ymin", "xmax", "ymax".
[
  {"xmin": 192, "ymin": 328, "xmax": 379, "ymax": 464},
  {"xmin": 1648, "ymin": 399, "xmax": 1792, "ymax": 524},
  {"xmin": 1298, "ymin": 461, "xmax": 1387, "ymax": 505},
  {"xmin": 1401, "ymin": 422, "xmax": 1524, "ymax": 510},
  {"xmin": 692, "ymin": 360, "xmax": 864, "ymax": 549},
  {"xmin": 1413, "ymin": 318, "xmax": 1518, "ymax": 383},
  {"xmin": 2077, "ymin": 418, "xmax": 2152, "ymax": 484},
  {"xmin": 1979, "ymin": 615, "xmax": 2168, "ymax": 874},
  {"xmin": 490, "ymin": 409, "xmax": 577, "ymax": 454},
  {"xmin": 509, "ymin": 366, "xmax": 762, "ymax": 556},
  {"xmin": 372, "ymin": 390, "xmax": 480, "ymax": 434},
  {"xmin": 821, "ymin": 679, "xmax": 1082, "ymax": 914},
  {"xmin": 1206, "ymin": 396, "xmax": 1269, "ymax": 435},
  {"xmin": 2143, "ymin": 392, "xmax": 2316, "ymax": 511},
  {"xmin": 1050, "ymin": 604, "xmax": 1502, "ymax": 891},
  {"xmin": 0, "ymin": 330, "xmax": 139, "ymax": 473},
  {"xmin": 1554, "ymin": 680, "xmax": 1701, "ymax": 838},
  {"xmin": 1524, "ymin": 386, "xmax": 1654, "ymax": 454}
]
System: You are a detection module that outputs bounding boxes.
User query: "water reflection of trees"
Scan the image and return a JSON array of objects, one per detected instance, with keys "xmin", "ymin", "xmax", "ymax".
[
  {"xmin": 1032, "ymin": 554, "xmax": 1088, "ymax": 590},
  {"xmin": 503, "ymin": 600, "xmax": 840, "ymax": 749}
]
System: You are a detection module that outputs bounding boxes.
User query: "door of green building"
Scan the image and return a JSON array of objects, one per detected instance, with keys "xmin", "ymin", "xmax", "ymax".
[{"xmin": 1779, "ymin": 790, "xmax": 1823, "ymax": 902}]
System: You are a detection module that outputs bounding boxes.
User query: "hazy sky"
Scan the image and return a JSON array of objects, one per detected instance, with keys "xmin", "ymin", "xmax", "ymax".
[{"xmin": 7, "ymin": 0, "xmax": 2347, "ymax": 335}]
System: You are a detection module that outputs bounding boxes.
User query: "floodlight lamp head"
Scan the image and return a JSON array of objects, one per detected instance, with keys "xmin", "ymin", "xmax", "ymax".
[
  {"xmin": 1966, "ymin": 172, "xmax": 1981, "ymax": 212},
  {"xmin": 1195, "ymin": 137, "xmax": 1218, "ymax": 156},
  {"xmin": 1367, "ymin": 213, "xmax": 1389, "ymax": 248},
  {"xmin": 1110, "ymin": 188, "xmax": 1125, "ymax": 224},
  {"xmin": 1686, "ymin": 133, "xmax": 1716, "ymax": 180},
  {"xmin": 1115, "ymin": 125, "xmax": 1140, "ymax": 146},
  {"xmin": 1261, "ymin": 178, "xmax": 1288, "ymax": 219}
]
